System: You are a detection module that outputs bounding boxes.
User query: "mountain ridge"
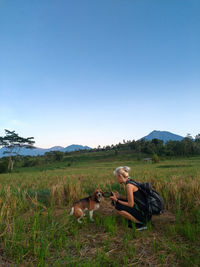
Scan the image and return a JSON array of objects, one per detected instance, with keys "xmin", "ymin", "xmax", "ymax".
[
  {"xmin": 0, "ymin": 144, "xmax": 91, "ymax": 158},
  {"xmin": 0, "ymin": 130, "xmax": 186, "ymax": 158},
  {"xmin": 141, "ymin": 130, "xmax": 184, "ymax": 143}
]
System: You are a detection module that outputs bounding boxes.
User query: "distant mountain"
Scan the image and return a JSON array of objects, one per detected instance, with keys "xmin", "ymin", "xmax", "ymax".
[
  {"xmin": 0, "ymin": 144, "xmax": 92, "ymax": 158},
  {"xmin": 141, "ymin": 130, "xmax": 184, "ymax": 143},
  {"xmin": 62, "ymin": 145, "xmax": 91, "ymax": 152},
  {"xmin": 49, "ymin": 146, "xmax": 64, "ymax": 151},
  {"xmin": 0, "ymin": 131, "xmax": 186, "ymax": 158}
]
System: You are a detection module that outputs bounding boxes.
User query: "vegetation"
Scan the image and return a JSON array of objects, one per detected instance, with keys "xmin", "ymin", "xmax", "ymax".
[
  {"xmin": 0, "ymin": 129, "xmax": 35, "ymax": 172},
  {"xmin": 94, "ymin": 134, "xmax": 200, "ymax": 157},
  {"xmin": 1, "ymin": 134, "xmax": 200, "ymax": 174},
  {"xmin": 0, "ymin": 152, "xmax": 200, "ymax": 266}
]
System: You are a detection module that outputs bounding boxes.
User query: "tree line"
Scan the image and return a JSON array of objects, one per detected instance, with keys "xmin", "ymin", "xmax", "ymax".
[
  {"xmin": 93, "ymin": 134, "xmax": 200, "ymax": 156},
  {"xmin": 1, "ymin": 129, "xmax": 200, "ymax": 173}
]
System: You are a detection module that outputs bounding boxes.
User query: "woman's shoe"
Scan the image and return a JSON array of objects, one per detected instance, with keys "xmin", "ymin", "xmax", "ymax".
[
  {"xmin": 135, "ymin": 222, "xmax": 147, "ymax": 231},
  {"xmin": 128, "ymin": 220, "xmax": 147, "ymax": 231}
]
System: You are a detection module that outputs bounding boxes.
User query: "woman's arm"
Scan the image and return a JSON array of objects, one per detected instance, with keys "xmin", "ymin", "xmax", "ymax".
[
  {"xmin": 110, "ymin": 184, "xmax": 136, "ymax": 208},
  {"xmin": 118, "ymin": 184, "xmax": 134, "ymax": 207}
]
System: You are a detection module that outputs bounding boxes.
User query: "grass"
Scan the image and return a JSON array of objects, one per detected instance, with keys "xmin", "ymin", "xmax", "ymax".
[{"xmin": 0, "ymin": 154, "xmax": 200, "ymax": 266}]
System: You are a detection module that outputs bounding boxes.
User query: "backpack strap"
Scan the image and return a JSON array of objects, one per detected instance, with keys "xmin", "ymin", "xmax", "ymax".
[{"xmin": 126, "ymin": 179, "xmax": 140, "ymax": 188}]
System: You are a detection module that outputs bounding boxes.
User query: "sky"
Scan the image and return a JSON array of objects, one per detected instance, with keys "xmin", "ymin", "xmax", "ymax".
[{"xmin": 0, "ymin": 0, "xmax": 200, "ymax": 148}]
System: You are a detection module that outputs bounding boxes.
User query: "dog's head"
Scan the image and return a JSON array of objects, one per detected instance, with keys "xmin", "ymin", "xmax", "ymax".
[{"xmin": 92, "ymin": 188, "xmax": 104, "ymax": 202}]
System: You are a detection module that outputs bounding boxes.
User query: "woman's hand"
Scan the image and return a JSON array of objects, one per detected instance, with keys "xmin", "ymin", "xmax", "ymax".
[{"xmin": 110, "ymin": 192, "xmax": 118, "ymax": 202}]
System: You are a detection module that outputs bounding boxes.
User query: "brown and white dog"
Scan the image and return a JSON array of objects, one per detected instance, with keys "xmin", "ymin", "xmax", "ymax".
[{"xmin": 70, "ymin": 189, "xmax": 104, "ymax": 223}]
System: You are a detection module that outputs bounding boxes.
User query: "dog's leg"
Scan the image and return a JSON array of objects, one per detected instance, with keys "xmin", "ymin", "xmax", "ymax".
[
  {"xmin": 70, "ymin": 207, "xmax": 74, "ymax": 215},
  {"xmin": 77, "ymin": 208, "xmax": 84, "ymax": 223},
  {"xmin": 77, "ymin": 217, "xmax": 83, "ymax": 223},
  {"xmin": 89, "ymin": 210, "xmax": 94, "ymax": 222},
  {"xmin": 83, "ymin": 208, "xmax": 88, "ymax": 217}
]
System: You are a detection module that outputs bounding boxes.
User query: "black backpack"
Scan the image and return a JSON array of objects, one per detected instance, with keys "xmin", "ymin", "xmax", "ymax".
[{"xmin": 127, "ymin": 179, "xmax": 164, "ymax": 217}]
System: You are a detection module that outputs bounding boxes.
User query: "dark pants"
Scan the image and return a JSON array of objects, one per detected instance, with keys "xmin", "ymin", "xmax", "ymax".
[{"xmin": 115, "ymin": 199, "xmax": 148, "ymax": 223}]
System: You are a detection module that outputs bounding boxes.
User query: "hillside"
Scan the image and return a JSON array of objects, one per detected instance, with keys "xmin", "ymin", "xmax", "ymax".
[{"xmin": 141, "ymin": 130, "xmax": 184, "ymax": 143}]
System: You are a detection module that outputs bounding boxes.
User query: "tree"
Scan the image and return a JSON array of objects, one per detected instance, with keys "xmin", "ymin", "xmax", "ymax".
[
  {"xmin": 44, "ymin": 151, "xmax": 64, "ymax": 162},
  {"xmin": 195, "ymin": 134, "xmax": 200, "ymax": 143},
  {"xmin": 186, "ymin": 133, "xmax": 193, "ymax": 140},
  {"xmin": 182, "ymin": 136, "xmax": 194, "ymax": 155},
  {"xmin": 129, "ymin": 140, "xmax": 136, "ymax": 150},
  {"xmin": 0, "ymin": 129, "xmax": 35, "ymax": 171},
  {"xmin": 152, "ymin": 153, "xmax": 159, "ymax": 163}
]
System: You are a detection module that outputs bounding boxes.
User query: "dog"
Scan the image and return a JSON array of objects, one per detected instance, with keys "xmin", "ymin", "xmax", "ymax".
[{"xmin": 70, "ymin": 189, "xmax": 104, "ymax": 223}]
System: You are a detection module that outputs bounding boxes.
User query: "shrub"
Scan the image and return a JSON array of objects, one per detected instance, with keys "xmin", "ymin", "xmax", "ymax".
[
  {"xmin": 22, "ymin": 158, "xmax": 42, "ymax": 167},
  {"xmin": 0, "ymin": 160, "xmax": 8, "ymax": 173},
  {"xmin": 152, "ymin": 153, "xmax": 159, "ymax": 163}
]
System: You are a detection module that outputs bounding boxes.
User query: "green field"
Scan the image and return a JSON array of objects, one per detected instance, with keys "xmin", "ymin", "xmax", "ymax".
[{"xmin": 0, "ymin": 154, "xmax": 200, "ymax": 266}]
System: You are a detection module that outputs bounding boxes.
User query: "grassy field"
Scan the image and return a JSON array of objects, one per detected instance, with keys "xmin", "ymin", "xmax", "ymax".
[{"xmin": 0, "ymin": 154, "xmax": 200, "ymax": 266}]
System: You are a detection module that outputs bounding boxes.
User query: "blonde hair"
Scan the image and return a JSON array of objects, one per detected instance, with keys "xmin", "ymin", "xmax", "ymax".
[{"xmin": 113, "ymin": 166, "xmax": 130, "ymax": 177}]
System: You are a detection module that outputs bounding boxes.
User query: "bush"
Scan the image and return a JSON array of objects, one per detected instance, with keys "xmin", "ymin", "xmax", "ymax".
[
  {"xmin": 0, "ymin": 161, "xmax": 8, "ymax": 173},
  {"xmin": 152, "ymin": 153, "xmax": 159, "ymax": 163},
  {"xmin": 22, "ymin": 158, "xmax": 42, "ymax": 167}
]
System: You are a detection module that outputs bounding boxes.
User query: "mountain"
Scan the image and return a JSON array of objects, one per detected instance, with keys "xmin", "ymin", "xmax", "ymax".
[
  {"xmin": 62, "ymin": 145, "xmax": 91, "ymax": 152},
  {"xmin": 49, "ymin": 146, "xmax": 64, "ymax": 151},
  {"xmin": 0, "ymin": 144, "xmax": 92, "ymax": 158},
  {"xmin": 0, "ymin": 131, "xmax": 185, "ymax": 158},
  {"xmin": 141, "ymin": 130, "xmax": 184, "ymax": 143}
]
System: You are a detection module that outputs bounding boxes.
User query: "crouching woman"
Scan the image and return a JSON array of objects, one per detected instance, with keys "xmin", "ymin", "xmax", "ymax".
[{"xmin": 110, "ymin": 166, "xmax": 151, "ymax": 231}]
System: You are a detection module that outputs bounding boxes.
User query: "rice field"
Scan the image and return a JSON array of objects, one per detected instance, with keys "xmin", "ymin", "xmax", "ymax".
[{"xmin": 0, "ymin": 155, "xmax": 200, "ymax": 266}]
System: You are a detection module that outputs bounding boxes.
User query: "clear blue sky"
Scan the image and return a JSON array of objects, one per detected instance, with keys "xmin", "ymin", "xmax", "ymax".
[{"xmin": 0, "ymin": 0, "xmax": 200, "ymax": 148}]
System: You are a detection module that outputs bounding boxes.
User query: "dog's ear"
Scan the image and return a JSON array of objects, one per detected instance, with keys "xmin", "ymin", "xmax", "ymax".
[
  {"xmin": 93, "ymin": 189, "xmax": 99, "ymax": 195},
  {"xmin": 99, "ymin": 189, "xmax": 104, "ymax": 195},
  {"xmin": 91, "ymin": 191, "xmax": 96, "ymax": 200}
]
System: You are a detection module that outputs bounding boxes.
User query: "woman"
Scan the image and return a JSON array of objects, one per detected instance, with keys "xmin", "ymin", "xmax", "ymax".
[{"xmin": 110, "ymin": 166, "xmax": 150, "ymax": 231}]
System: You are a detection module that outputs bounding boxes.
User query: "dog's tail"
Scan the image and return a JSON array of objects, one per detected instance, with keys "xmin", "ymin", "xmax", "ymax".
[{"xmin": 70, "ymin": 207, "xmax": 74, "ymax": 215}]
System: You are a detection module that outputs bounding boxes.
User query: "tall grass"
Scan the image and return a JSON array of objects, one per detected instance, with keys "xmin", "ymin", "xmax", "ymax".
[{"xmin": 0, "ymin": 156, "xmax": 199, "ymax": 265}]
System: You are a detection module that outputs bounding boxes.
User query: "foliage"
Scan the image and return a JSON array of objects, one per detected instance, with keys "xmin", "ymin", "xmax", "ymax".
[
  {"xmin": 94, "ymin": 135, "xmax": 200, "ymax": 157},
  {"xmin": 152, "ymin": 153, "xmax": 159, "ymax": 163},
  {"xmin": 0, "ymin": 158, "xmax": 8, "ymax": 173},
  {"xmin": 0, "ymin": 129, "xmax": 35, "ymax": 171},
  {"xmin": 44, "ymin": 151, "xmax": 64, "ymax": 162}
]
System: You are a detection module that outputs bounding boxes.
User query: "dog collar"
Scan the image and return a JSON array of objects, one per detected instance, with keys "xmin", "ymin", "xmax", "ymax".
[{"xmin": 95, "ymin": 197, "xmax": 101, "ymax": 203}]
